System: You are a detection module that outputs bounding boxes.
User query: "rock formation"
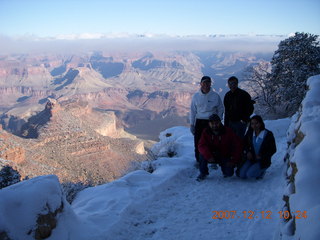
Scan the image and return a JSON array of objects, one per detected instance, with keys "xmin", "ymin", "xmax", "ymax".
[
  {"xmin": 0, "ymin": 126, "xmax": 25, "ymax": 164},
  {"xmin": 1, "ymin": 99, "xmax": 147, "ymax": 185}
]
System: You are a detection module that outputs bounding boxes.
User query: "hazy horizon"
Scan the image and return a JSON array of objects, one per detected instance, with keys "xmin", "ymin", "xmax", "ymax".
[
  {"xmin": 0, "ymin": 34, "xmax": 284, "ymax": 55},
  {"xmin": 2, "ymin": 0, "xmax": 318, "ymax": 55}
]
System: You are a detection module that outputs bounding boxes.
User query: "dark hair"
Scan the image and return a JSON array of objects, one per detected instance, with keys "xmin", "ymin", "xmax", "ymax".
[
  {"xmin": 209, "ymin": 113, "xmax": 221, "ymax": 122},
  {"xmin": 250, "ymin": 115, "xmax": 265, "ymax": 130},
  {"xmin": 228, "ymin": 76, "xmax": 238, "ymax": 83},
  {"xmin": 201, "ymin": 76, "xmax": 211, "ymax": 82}
]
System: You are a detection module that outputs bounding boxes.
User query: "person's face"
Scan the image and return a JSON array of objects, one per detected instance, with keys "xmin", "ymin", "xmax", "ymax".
[
  {"xmin": 250, "ymin": 119, "xmax": 262, "ymax": 132},
  {"xmin": 200, "ymin": 80, "xmax": 211, "ymax": 93},
  {"xmin": 209, "ymin": 121, "xmax": 220, "ymax": 131},
  {"xmin": 228, "ymin": 79, "xmax": 238, "ymax": 92}
]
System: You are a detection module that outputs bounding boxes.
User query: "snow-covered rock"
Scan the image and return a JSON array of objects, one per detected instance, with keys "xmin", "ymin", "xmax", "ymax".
[
  {"xmin": 0, "ymin": 175, "xmax": 71, "ymax": 240},
  {"xmin": 279, "ymin": 75, "xmax": 320, "ymax": 240}
]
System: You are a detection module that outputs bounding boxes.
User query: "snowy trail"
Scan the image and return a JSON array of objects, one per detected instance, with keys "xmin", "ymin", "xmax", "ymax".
[
  {"xmin": 105, "ymin": 167, "xmax": 286, "ymax": 240},
  {"xmin": 67, "ymin": 119, "xmax": 290, "ymax": 240},
  {"xmin": 103, "ymin": 122, "xmax": 288, "ymax": 240}
]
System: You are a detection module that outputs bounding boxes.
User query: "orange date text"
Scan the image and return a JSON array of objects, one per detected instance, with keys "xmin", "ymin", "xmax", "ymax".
[{"xmin": 211, "ymin": 210, "xmax": 307, "ymax": 220}]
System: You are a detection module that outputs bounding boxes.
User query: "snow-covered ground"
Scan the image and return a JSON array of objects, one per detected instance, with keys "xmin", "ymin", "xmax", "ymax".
[
  {"xmin": 74, "ymin": 119, "xmax": 289, "ymax": 240},
  {"xmin": 1, "ymin": 75, "xmax": 319, "ymax": 240}
]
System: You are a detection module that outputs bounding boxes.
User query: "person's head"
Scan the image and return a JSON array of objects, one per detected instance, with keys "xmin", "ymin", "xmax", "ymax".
[
  {"xmin": 250, "ymin": 115, "xmax": 265, "ymax": 132},
  {"xmin": 208, "ymin": 114, "xmax": 222, "ymax": 131},
  {"xmin": 227, "ymin": 76, "xmax": 238, "ymax": 92},
  {"xmin": 200, "ymin": 76, "xmax": 211, "ymax": 94}
]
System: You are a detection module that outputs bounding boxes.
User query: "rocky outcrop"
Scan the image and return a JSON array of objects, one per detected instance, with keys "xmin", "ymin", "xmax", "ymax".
[
  {"xmin": 19, "ymin": 98, "xmax": 59, "ymax": 139},
  {"xmin": 0, "ymin": 127, "xmax": 25, "ymax": 164}
]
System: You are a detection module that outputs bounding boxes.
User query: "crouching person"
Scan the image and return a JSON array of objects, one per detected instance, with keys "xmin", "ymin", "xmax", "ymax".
[
  {"xmin": 238, "ymin": 115, "xmax": 276, "ymax": 180},
  {"xmin": 196, "ymin": 114, "xmax": 242, "ymax": 181}
]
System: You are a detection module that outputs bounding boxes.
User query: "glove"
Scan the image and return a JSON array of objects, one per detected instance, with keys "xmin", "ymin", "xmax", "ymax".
[{"xmin": 190, "ymin": 125, "xmax": 195, "ymax": 135}]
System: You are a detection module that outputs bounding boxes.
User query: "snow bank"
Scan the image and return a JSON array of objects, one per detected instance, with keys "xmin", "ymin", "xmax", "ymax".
[
  {"xmin": 66, "ymin": 126, "xmax": 195, "ymax": 239},
  {"xmin": 0, "ymin": 175, "xmax": 71, "ymax": 240},
  {"xmin": 281, "ymin": 75, "xmax": 320, "ymax": 240}
]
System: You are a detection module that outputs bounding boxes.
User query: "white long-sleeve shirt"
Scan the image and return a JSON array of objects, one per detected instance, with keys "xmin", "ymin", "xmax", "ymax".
[{"xmin": 189, "ymin": 88, "xmax": 224, "ymax": 126}]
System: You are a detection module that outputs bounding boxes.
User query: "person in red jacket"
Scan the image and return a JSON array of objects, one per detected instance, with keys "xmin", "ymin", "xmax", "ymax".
[{"xmin": 197, "ymin": 113, "xmax": 242, "ymax": 181}]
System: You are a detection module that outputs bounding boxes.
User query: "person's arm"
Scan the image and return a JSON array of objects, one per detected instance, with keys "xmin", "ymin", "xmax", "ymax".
[
  {"xmin": 260, "ymin": 131, "xmax": 277, "ymax": 168},
  {"xmin": 243, "ymin": 91, "xmax": 254, "ymax": 122},
  {"xmin": 217, "ymin": 95, "xmax": 224, "ymax": 120},
  {"xmin": 242, "ymin": 130, "xmax": 255, "ymax": 162},
  {"xmin": 198, "ymin": 129, "xmax": 214, "ymax": 161},
  {"xmin": 189, "ymin": 96, "xmax": 197, "ymax": 134},
  {"xmin": 223, "ymin": 94, "xmax": 229, "ymax": 126}
]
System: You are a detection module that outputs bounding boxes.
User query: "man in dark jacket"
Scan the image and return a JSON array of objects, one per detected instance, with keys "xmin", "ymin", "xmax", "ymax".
[
  {"xmin": 197, "ymin": 114, "xmax": 242, "ymax": 181},
  {"xmin": 224, "ymin": 76, "xmax": 254, "ymax": 139}
]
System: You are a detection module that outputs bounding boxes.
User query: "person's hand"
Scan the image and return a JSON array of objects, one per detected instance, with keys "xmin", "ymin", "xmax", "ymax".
[
  {"xmin": 247, "ymin": 152, "xmax": 257, "ymax": 163},
  {"xmin": 190, "ymin": 125, "xmax": 195, "ymax": 135}
]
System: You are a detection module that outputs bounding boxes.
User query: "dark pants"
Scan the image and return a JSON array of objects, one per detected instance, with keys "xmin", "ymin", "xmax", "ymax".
[
  {"xmin": 199, "ymin": 154, "xmax": 234, "ymax": 177},
  {"xmin": 194, "ymin": 119, "xmax": 210, "ymax": 162},
  {"xmin": 229, "ymin": 121, "xmax": 248, "ymax": 139}
]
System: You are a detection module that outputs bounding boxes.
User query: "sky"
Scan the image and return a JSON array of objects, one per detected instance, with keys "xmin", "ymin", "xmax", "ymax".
[
  {"xmin": 0, "ymin": 0, "xmax": 319, "ymax": 38},
  {"xmin": 0, "ymin": 74, "xmax": 319, "ymax": 240}
]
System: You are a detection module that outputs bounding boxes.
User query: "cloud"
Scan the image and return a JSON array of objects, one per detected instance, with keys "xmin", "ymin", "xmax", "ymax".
[{"xmin": 0, "ymin": 34, "xmax": 285, "ymax": 55}]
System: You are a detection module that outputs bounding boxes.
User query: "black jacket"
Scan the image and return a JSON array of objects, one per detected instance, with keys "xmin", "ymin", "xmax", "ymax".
[
  {"xmin": 243, "ymin": 129, "xmax": 277, "ymax": 169},
  {"xmin": 224, "ymin": 88, "xmax": 254, "ymax": 126}
]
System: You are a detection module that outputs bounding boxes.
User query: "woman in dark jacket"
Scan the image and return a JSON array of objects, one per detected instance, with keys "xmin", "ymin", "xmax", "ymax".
[{"xmin": 238, "ymin": 115, "xmax": 276, "ymax": 179}]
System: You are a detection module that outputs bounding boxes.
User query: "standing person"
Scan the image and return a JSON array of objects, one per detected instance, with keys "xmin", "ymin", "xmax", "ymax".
[
  {"xmin": 238, "ymin": 115, "xmax": 276, "ymax": 179},
  {"xmin": 197, "ymin": 114, "xmax": 242, "ymax": 181},
  {"xmin": 224, "ymin": 76, "xmax": 254, "ymax": 139},
  {"xmin": 190, "ymin": 76, "xmax": 224, "ymax": 165}
]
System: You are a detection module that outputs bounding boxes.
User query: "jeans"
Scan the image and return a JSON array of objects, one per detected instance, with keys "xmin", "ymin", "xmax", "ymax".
[
  {"xmin": 238, "ymin": 160, "xmax": 266, "ymax": 179},
  {"xmin": 229, "ymin": 121, "xmax": 248, "ymax": 139},
  {"xmin": 199, "ymin": 154, "xmax": 234, "ymax": 177},
  {"xmin": 194, "ymin": 119, "xmax": 210, "ymax": 162}
]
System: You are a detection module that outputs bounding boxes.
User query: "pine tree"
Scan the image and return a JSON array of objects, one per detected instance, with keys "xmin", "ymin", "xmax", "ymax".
[
  {"xmin": 0, "ymin": 165, "xmax": 21, "ymax": 189},
  {"xmin": 270, "ymin": 32, "xmax": 320, "ymax": 115}
]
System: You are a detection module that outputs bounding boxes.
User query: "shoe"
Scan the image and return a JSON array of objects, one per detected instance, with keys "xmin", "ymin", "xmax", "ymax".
[
  {"xmin": 210, "ymin": 163, "xmax": 218, "ymax": 170},
  {"xmin": 194, "ymin": 162, "xmax": 199, "ymax": 169},
  {"xmin": 256, "ymin": 171, "xmax": 266, "ymax": 180},
  {"xmin": 196, "ymin": 173, "xmax": 207, "ymax": 181}
]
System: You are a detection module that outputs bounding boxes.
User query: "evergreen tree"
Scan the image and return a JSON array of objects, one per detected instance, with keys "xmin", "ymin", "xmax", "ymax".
[
  {"xmin": 270, "ymin": 32, "xmax": 320, "ymax": 115},
  {"xmin": 0, "ymin": 165, "xmax": 21, "ymax": 189}
]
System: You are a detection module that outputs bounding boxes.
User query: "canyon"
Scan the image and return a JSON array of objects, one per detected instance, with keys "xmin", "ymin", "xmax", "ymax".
[{"xmin": 0, "ymin": 49, "xmax": 272, "ymax": 184}]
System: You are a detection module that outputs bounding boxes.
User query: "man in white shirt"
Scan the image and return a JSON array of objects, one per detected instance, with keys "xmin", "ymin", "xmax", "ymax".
[{"xmin": 190, "ymin": 76, "xmax": 224, "ymax": 164}]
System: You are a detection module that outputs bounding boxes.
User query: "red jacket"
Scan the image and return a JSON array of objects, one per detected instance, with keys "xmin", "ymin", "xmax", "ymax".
[{"xmin": 198, "ymin": 126, "xmax": 242, "ymax": 164}]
